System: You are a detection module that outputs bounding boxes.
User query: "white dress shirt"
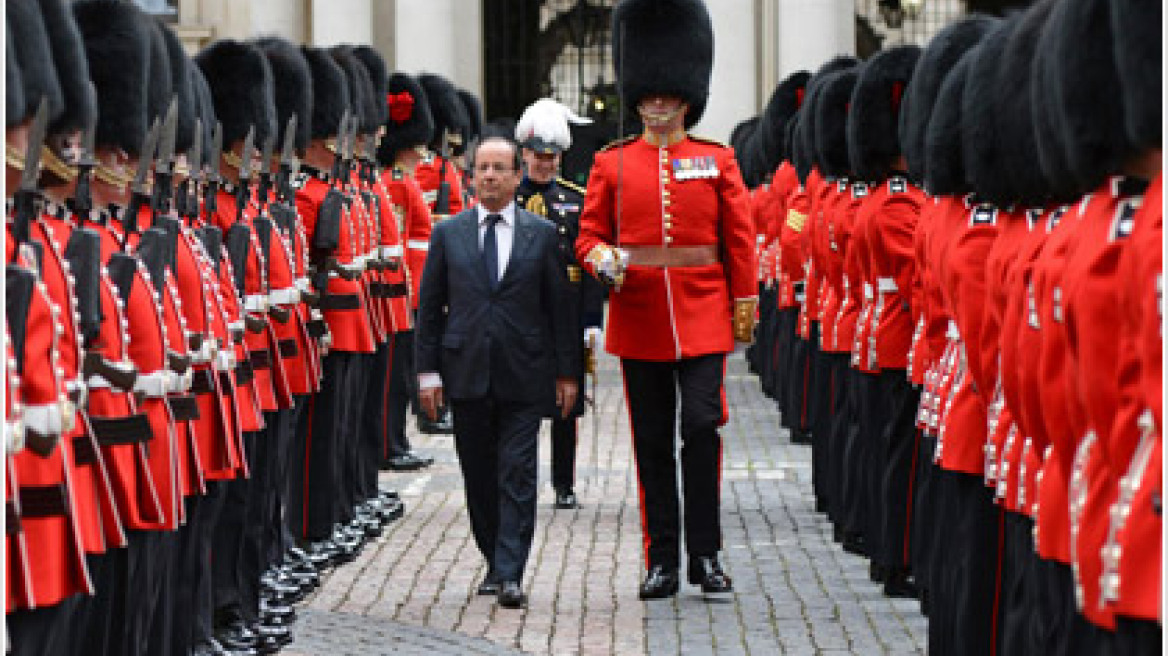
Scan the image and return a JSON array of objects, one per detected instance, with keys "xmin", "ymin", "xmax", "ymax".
[
  {"xmin": 478, "ymin": 201, "xmax": 516, "ymax": 282},
  {"xmin": 419, "ymin": 202, "xmax": 518, "ymax": 391}
]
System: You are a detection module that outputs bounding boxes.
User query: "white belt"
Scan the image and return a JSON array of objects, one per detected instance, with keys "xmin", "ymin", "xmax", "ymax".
[
  {"xmin": 244, "ymin": 294, "xmax": 269, "ymax": 313},
  {"xmin": 946, "ymin": 320, "xmax": 960, "ymax": 341},
  {"xmin": 133, "ymin": 371, "xmax": 172, "ymax": 398},
  {"xmin": 22, "ymin": 402, "xmax": 63, "ymax": 437},
  {"xmin": 213, "ymin": 349, "xmax": 236, "ymax": 372},
  {"xmin": 380, "ymin": 245, "xmax": 404, "ymax": 258},
  {"xmin": 877, "ymin": 277, "xmax": 898, "ymax": 293},
  {"xmin": 269, "ymin": 287, "xmax": 300, "ymax": 306},
  {"xmin": 295, "ymin": 277, "xmax": 312, "ymax": 294},
  {"xmin": 863, "ymin": 283, "xmax": 874, "ymax": 302},
  {"xmin": 228, "ymin": 320, "xmax": 245, "ymax": 333},
  {"xmin": 190, "ymin": 338, "xmax": 217, "ymax": 365},
  {"xmin": 172, "ymin": 370, "xmax": 193, "ymax": 394},
  {"xmin": 421, "ymin": 190, "xmax": 438, "ymax": 204},
  {"xmin": 407, "ymin": 240, "xmax": 430, "ymax": 252}
]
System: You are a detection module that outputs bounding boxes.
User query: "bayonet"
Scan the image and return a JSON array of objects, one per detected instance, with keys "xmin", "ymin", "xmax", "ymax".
[
  {"xmin": 152, "ymin": 98, "xmax": 179, "ymax": 219},
  {"xmin": 11, "ymin": 97, "xmax": 51, "ymax": 246},
  {"xmin": 68, "ymin": 112, "xmax": 98, "ymax": 217},
  {"xmin": 183, "ymin": 117, "xmax": 204, "ymax": 220},
  {"xmin": 276, "ymin": 114, "xmax": 298, "ymax": 203},
  {"xmin": 123, "ymin": 117, "xmax": 161, "ymax": 239},
  {"xmin": 256, "ymin": 129, "xmax": 275, "ymax": 207},
  {"xmin": 203, "ymin": 121, "xmax": 223, "ymax": 220},
  {"xmin": 235, "ymin": 126, "xmax": 255, "ymax": 222},
  {"xmin": 330, "ymin": 111, "xmax": 350, "ymax": 182}
]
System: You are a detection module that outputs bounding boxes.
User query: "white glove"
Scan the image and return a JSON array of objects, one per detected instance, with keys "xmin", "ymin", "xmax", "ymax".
[
  {"xmin": 584, "ymin": 327, "xmax": 603, "ymax": 350},
  {"xmin": 586, "ymin": 245, "xmax": 629, "ymax": 287}
]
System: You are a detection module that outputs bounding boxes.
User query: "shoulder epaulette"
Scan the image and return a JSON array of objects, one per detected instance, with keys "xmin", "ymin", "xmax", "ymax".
[
  {"xmin": 688, "ymin": 134, "xmax": 729, "ymax": 148},
  {"xmin": 556, "ymin": 177, "xmax": 585, "ymax": 195},
  {"xmin": 599, "ymin": 135, "xmax": 637, "ymax": 152}
]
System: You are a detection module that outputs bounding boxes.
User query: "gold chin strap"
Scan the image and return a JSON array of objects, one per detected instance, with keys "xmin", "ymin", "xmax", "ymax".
[
  {"xmin": 524, "ymin": 192, "xmax": 547, "ymax": 218},
  {"xmin": 5, "ymin": 143, "xmax": 26, "ymax": 171},
  {"xmin": 93, "ymin": 164, "xmax": 132, "ymax": 189},
  {"xmin": 222, "ymin": 150, "xmax": 243, "ymax": 171},
  {"xmin": 41, "ymin": 146, "xmax": 78, "ymax": 182}
]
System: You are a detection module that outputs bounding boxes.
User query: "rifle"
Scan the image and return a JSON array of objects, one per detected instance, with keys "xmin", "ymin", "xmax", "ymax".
[
  {"xmin": 11, "ymin": 98, "xmax": 50, "ymax": 248},
  {"xmin": 434, "ymin": 130, "xmax": 452, "ymax": 216},
  {"xmin": 151, "ymin": 99, "xmax": 178, "ymax": 221},
  {"xmin": 68, "ymin": 89, "xmax": 98, "ymax": 218},
  {"xmin": 123, "ymin": 118, "xmax": 161, "ymax": 241},
  {"xmin": 234, "ymin": 127, "xmax": 256, "ymax": 224},
  {"xmin": 203, "ymin": 122, "xmax": 222, "ymax": 221}
]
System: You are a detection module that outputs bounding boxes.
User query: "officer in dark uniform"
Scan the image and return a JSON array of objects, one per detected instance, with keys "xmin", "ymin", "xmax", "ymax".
[{"xmin": 514, "ymin": 98, "xmax": 605, "ymax": 509}]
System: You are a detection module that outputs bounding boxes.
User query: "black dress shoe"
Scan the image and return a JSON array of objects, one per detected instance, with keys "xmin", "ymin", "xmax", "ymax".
[
  {"xmin": 688, "ymin": 556, "xmax": 733, "ymax": 594},
  {"xmin": 215, "ymin": 622, "xmax": 257, "ymax": 651},
  {"xmin": 385, "ymin": 453, "xmax": 428, "ymax": 471},
  {"xmin": 869, "ymin": 561, "xmax": 886, "ymax": 584},
  {"xmin": 497, "ymin": 581, "xmax": 526, "ymax": 608},
  {"xmin": 554, "ymin": 488, "xmax": 578, "ymax": 509},
  {"xmin": 638, "ymin": 565, "xmax": 679, "ymax": 599},
  {"xmin": 477, "ymin": 574, "xmax": 500, "ymax": 596},
  {"xmin": 883, "ymin": 570, "xmax": 919, "ymax": 599},
  {"xmin": 192, "ymin": 638, "xmax": 233, "ymax": 656}
]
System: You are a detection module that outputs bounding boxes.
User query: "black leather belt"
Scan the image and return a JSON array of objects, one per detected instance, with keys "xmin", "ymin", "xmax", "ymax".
[
  {"xmin": 317, "ymin": 293, "xmax": 361, "ymax": 311},
  {"xmin": 191, "ymin": 369, "xmax": 216, "ymax": 395},
  {"xmin": 382, "ymin": 282, "xmax": 408, "ymax": 298},
  {"xmin": 306, "ymin": 318, "xmax": 328, "ymax": 338},
  {"xmin": 278, "ymin": 339, "xmax": 299, "ymax": 358},
  {"xmin": 72, "ymin": 433, "xmax": 99, "ymax": 466},
  {"xmin": 235, "ymin": 360, "xmax": 255, "ymax": 384},
  {"xmin": 250, "ymin": 348, "xmax": 272, "ymax": 370},
  {"xmin": 219, "ymin": 371, "xmax": 233, "ymax": 390},
  {"xmin": 167, "ymin": 395, "xmax": 201, "ymax": 421},
  {"xmin": 6, "ymin": 501, "xmax": 20, "ymax": 535},
  {"xmin": 19, "ymin": 484, "xmax": 70, "ymax": 518},
  {"xmin": 91, "ymin": 414, "xmax": 153, "ymax": 446}
]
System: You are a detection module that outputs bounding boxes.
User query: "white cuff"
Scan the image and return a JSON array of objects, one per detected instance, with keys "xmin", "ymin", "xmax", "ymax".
[
  {"xmin": 418, "ymin": 372, "xmax": 442, "ymax": 390},
  {"xmin": 380, "ymin": 245, "xmax": 404, "ymax": 258},
  {"xmin": 244, "ymin": 294, "xmax": 269, "ymax": 313},
  {"xmin": 407, "ymin": 240, "xmax": 430, "ymax": 252},
  {"xmin": 22, "ymin": 402, "xmax": 63, "ymax": 438},
  {"xmin": 134, "ymin": 371, "xmax": 171, "ymax": 398},
  {"xmin": 269, "ymin": 287, "xmax": 300, "ymax": 306},
  {"xmin": 877, "ymin": 277, "xmax": 899, "ymax": 293}
]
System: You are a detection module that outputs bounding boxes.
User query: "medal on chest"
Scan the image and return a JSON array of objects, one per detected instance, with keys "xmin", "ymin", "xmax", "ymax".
[{"xmin": 671, "ymin": 156, "xmax": 718, "ymax": 180}]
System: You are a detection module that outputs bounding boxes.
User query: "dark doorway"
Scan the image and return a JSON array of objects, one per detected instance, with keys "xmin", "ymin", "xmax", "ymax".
[{"xmin": 482, "ymin": 0, "xmax": 619, "ymax": 186}]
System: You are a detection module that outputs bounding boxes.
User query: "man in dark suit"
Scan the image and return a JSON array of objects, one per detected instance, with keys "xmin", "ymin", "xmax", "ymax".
[{"xmin": 415, "ymin": 136, "xmax": 579, "ymax": 609}]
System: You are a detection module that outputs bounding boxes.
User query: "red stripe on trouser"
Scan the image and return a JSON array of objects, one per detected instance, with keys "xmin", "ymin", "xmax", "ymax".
[
  {"xmin": 620, "ymin": 363, "xmax": 652, "ymax": 566},
  {"xmin": 904, "ymin": 427, "xmax": 922, "ymax": 565},
  {"xmin": 990, "ymin": 509, "xmax": 1006, "ymax": 656},
  {"xmin": 301, "ymin": 396, "xmax": 316, "ymax": 536}
]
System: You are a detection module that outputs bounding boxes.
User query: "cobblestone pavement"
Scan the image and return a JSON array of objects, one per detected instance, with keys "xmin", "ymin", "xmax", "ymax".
[{"xmin": 285, "ymin": 350, "xmax": 928, "ymax": 655}]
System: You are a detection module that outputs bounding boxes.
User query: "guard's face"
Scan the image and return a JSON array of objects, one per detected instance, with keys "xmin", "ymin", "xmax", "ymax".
[
  {"xmin": 521, "ymin": 149, "xmax": 560, "ymax": 184},
  {"xmin": 472, "ymin": 140, "xmax": 521, "ymax": 209},
  {"xmin": 637, "ymin": 96, "xmax": 688, "ymax": 129}
]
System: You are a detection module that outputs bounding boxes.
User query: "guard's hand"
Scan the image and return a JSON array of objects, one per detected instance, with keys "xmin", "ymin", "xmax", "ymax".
[
  {"xmin": 556, "ymin": 378, "xmax": 578, "ymax": 420},
  {"xmin": 584, "ymin": 245, "xmax": 628, "ymax": 287},
  {"xmin": 419, "ymin": 385, "xmax": 444, "ymax": 422},
  {"xmin": 733, "ymin": 298, "xmax": 758, "ymax": 343}
]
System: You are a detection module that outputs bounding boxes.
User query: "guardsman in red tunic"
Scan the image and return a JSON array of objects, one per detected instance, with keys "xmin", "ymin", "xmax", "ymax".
[
  {"xmin": 848, "ymin": 46, "xmax": 923, "ymax": 598},
  {"xmin": 376, "ymin": 72, "xmax": 439, "ymax": 471},
  {"xmin": 576, "ymin": 0, "xmax": 756, "ymax": 599}
]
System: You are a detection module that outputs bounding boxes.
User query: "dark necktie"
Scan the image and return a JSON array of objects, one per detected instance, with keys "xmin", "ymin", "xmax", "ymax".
[{"xmin": 483, "ymin": 213, "xmax": 501, "ymax": 287}]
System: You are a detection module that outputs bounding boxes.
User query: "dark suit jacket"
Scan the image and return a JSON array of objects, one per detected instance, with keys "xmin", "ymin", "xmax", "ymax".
[{"xmin": 415, "ymin": 207, "xmax": 578, "ymax": 413}]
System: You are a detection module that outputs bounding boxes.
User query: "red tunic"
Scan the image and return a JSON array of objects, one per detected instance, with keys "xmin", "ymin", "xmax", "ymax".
[{"xmin": 576, "ymin": 135, "xmax": 757, "ymax": 361}]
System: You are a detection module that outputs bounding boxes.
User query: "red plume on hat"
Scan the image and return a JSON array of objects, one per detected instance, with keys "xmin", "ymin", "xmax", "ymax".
[{"xmin": 387, "ymin": 91, "xmax": 414, "ymax": 124}]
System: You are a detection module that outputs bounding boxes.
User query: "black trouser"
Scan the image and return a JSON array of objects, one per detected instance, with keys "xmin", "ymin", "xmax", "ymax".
[
  {"xmin": 264, "ymin": 405, "xmax": 296, "ymax": 569},
  {"xmin": 771, "ymin": 308, "xmax": 798, "ymax": 418},
  {"xmin": 72, "ymin": 550, "xmax": 115, "ymax": 656},
  {"xmin": 786, "ymin": 332, "xmax": 812, "ymax": 438},
  {"xmin": 191, "ymin": 480, "xmax": 229, "ymax": 648},
  {"xmin": 213, "ymin": 430, "xmax": 260, "ymax": 624},
  {"xmin": 910, "ymin": 432, "xmax": 937, "ymax": 600},
  {"xmin": 878, "ymin": 371, "xmax": 920, "ymax": 572},
  {"xmin": 998, "ymin": 512, "xmax": 1036, "ymax": 656},
  {"xmin": 290, "ymin": 351, "xmax": 353, "ymax": 541},
  {"xmin": 339, "ymin": 353, "xmax": 368, "ymax": 522},
  {"xmin": 1114, "ymin": 617, "xmax": 1162, "ymax": 655},
  {"xmin": 840, "ymin": 367, "xmax": 868, "ymax": 541},
  {"xmin": 7, "ymin": 593, "xmax": 80, "ymax": 656},
  {"xmin": 937, "ymin": 472, "xmax": 1003, "ymax": 656},
  {"xmin": 360, "ymin": 342, "xmax": 391, "ymax": 500},
  {"xmin": 621, "ymin": 354, "xmax": 726, "ymax": 569},
  {"xmin": 856, "ymin": 371, "xmax": 886, "ymax": 561},
  {"xmin": 385, "ymin": 330, "xmax": 417, "ymax": 459},
  {"xmin": 550, "ymin": 417, "xmax": 577, "ymax": 491},
  {"xmin": 806, "ymin": 324, "xmax": 831, "ymax": 442},
  {"xmin": 823, "ymin": 354, "xmax": 851, "ymax": 526},
  {"xmin": 450, "ymin": 396, "xmax": 542, "ymax": 583}
]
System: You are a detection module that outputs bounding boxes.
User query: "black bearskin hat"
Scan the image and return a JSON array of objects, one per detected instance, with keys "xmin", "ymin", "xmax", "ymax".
[
  {"xmin": 331, "ymin": 46, "xmax": 377, "ymax": 134},
  {"xmin": 961, "ymin": 18, "xmax": 1019, "ymax": 205},
  {"xmin": 799, "ymin": 56, "xmax": 859, "ymax": 179},
  {"xmin": 377, "ymin": 73, "xmax": 434, "ymax": 164},
  {"xmin": 612, "ymin": 0, "xmax": 713, "ymax": 128},
  {"xmin": 7, "ymin": 25, "xmax": 26, "ymax": 128},
  {"xmin": 155, "ymin": 19, "xmax": 195, "ymax": 153},
  {"xmin": 144, "ymin": 16, "xmax": 172, "ymax": 126},
  {"xmin": 197, "ymin": 39, "xmax": 276, "ymax": 149},
  {"xmin": 791, "ymin": 117, "xmax": 813, "ymax": 184},
  {"xmin": 1111, "ymin": 0, "xmax": 1161, "ymax": 150},
  {"xmin": 351, "ymin": 45, "xmax": 389, "ymax": 127},
  {"xmin": 729, "ymin": 116, "xmax": 757, "ymax": 156},
  {"xmin": 189, "ymin": 64, "xmax": 216, "ymax": 160},
  {"xmin": 1031, "ymin": 13, "xmax": 1078, "ymax": 203},
  {"xmin": 759, "ymin": 71, "xmax": 811, "ymax": 173},
  {"xmin": 848, "ymin": 45, "xmax": 919, "ymax": 182},
  {"xmin": 1043, "ymin": 0, "xmax": 1131, "ymax": 194},
  {"xmin": 900, "ymin": 15, "xmax": 997, "ymax": 186},
  {"xmin": 301, "ymin": 46, "xmax": 349, "ymax": 140},
  {"xmin": 38, "ymin": 0, "xmax": 96, "ymax": 134},
  {"xmin": 458, "ymin": 89, "xmax": 484, "ymax": 149},
  {"xmin": 924, "ymin": 50, "xmax": 974, "ymax": 197},
  {"xmin": 992, "ymin": 0, "xmax": 1058, "ymax": 207},
  {"xmin": 815, "ymin": 68, "xmax": 859, "ymax": 179},
  {"xmin": 418, "ymin": 73, "xmax": 469, "ymax": 151},
  {"xmin": 72, "ymin": 0, "xmax": 151, "ymax": 155},
  {"xmin": 255, "ymin": 37, "xmax": 313, "ymax": 151},
  {"xmin": 8, "ymin": 0, "xmax": 63, "ymax": 124}
]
